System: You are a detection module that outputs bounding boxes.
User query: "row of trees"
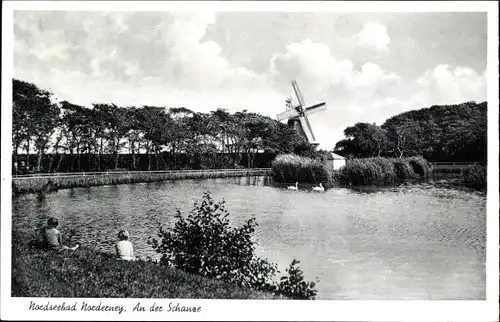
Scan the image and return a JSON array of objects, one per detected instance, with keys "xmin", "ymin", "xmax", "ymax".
[
  {"xmin": 334, "ymin": 101, "xmax": 487, "ymax": 162},
  {"xmin": 13, "ymin": 79, "xmax": 315, "ymax": 173}
]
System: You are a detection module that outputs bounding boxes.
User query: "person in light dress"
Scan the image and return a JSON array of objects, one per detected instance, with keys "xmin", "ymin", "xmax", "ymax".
[{"xmin": 115, "ymin": 230, "xmax": 136, "ymax": 261}]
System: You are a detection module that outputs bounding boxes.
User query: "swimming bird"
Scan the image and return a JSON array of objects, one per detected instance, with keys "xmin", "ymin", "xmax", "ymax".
[
  {"xmin": 287, "ymin": 182, "xmax": 298, "ymax": 190},
  {"xmin": 312, "ymin": 183, "xmax": 325, "ymax": 192}
]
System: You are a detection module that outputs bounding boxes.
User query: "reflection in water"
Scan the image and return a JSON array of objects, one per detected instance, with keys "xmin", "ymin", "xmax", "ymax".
[{"xmin": 12, "ymin": 176, "xmax": 486, "ymax": 300}]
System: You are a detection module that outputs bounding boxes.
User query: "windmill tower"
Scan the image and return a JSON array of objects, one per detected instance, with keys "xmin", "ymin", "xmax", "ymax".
[{"xmin": 276, "ymin": 81, "xmax": 327, "ymax": 147}]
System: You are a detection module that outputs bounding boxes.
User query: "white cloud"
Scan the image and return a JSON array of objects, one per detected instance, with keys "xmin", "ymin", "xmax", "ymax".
[
  {"xmin": 270, "ymin": 40, "xmax": 354, "ymax": 91},
  {"xmin": 357, "ymin": 22, "xmax": 391, "ymax": 53},
  {"xmin": 348, "ymin": 63, "xmax": 401, "ymax": 88},
  {"xmin": 29, "ymin": 41, "xmax": 71, "ymax": 61},
  {"xmin": 412, "ymin": 64, "xmax": 486, "ymax": 107},
  {"xmin": 13, "ymin": 12, "xmax": 487, "ymax": 151}
]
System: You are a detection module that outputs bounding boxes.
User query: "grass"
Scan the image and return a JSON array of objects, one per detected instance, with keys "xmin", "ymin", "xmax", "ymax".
[
  {"xmin": 271, "ymin": 154, "xmax": 328, "ymax": 184},
  {"xmin": 11, "ymin": 242, "xmax": 280, "ymax": 299},
  {"xmin": 333, "ymin": 156, "xmax": 432, "ymax": 186},
  {"xmin": 12, "ymin": 169, "xmax": 271, "ymax": 195}
]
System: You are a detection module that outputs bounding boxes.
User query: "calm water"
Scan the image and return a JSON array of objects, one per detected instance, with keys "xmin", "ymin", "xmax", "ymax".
[{"xmin": 12, "ymin": 177, "xmax": 486, "ymax": 300}]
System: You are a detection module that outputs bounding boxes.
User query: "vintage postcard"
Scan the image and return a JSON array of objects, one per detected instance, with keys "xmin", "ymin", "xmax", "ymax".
[{"xmin": 1, "ymin": 1, "xmax": 499, "ymax": 321}]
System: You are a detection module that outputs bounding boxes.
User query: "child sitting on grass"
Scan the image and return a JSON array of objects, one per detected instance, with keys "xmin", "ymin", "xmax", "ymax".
[
  {"xmin": 42, "ymin": 217, "xmax": 79, "ymax": 251},
  {"xmin": 115, "ymin": 230, "xmax": 135, "ymax": 261}
]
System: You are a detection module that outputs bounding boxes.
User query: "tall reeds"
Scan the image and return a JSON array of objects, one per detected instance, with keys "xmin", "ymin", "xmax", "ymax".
[
  {"xmin": 271, "ymin": 154, "xmax": 328, "ymax": 184},
  {"xmin": 333, "ymin": 156, "xmax": 432, "ymax": 186}
]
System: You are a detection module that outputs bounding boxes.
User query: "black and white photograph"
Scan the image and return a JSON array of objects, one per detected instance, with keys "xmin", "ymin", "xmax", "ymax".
[{"xmin": 1, "ymin": 1, "xmax": 498, "ymax": 321}]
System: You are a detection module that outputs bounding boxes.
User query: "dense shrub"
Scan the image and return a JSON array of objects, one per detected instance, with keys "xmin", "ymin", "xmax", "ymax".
[
  {"xmin": 149, "ymin": 193, "xmax": 318, "ymax": 299},
  {"xmin": 393, "ymin": 158, "xmax": 415, "ymax": 180},
  {"xmin": 333, "ymin": 156, "xmax": 432, "ymax": 186},
  {"xmin": 462, "ymin": 164, "xmax": 486, "ymax": 191},
  {"xmin": 371, "ymin": 157, "xmax": 396, "ymax": 184},
  {"xmin": 407, "ymin": 156, "xmax": 432, "ymax": 178},
  {"xmin": 271, "ymin": 154, "xmax": 329, "ymax": 184},
  {"xmin": 276, "ymin": 259, "xmax": 317, "ymax": 299}
]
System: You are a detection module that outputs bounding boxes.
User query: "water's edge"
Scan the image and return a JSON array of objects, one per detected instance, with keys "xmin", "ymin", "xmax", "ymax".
[{"xmin": 12, "ymin": 169, "xmax": 272, "ymax": 195}]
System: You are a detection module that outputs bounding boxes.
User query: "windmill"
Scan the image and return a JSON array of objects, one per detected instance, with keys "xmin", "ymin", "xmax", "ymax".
[{"xmin": 276, "ymin": 80, "xmax": 327, "ymax": 147}]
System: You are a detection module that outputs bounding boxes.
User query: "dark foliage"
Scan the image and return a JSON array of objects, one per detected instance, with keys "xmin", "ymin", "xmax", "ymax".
[
  {"xmin": 276, "ymin": 259, "xmax": 318, "ymax": 299},
  {"xmin": 461, "ymin": 164, "xmax": 487, "ymax": 191},
  {"xmin": 334, "ymin": 101, "xmax": 487, "ymax": 163}
]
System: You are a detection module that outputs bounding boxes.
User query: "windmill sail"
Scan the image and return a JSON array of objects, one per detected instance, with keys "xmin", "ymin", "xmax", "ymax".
[
  {"xmin": 304, "ymin": 102, "xmax": 326, "ymax": 114},
  {"xmin": 299, "ymin": 115, "xmax": 316, "ymax": 142},
  {"xmin": 292, "ymin": 80, "xmax": 306, "ymax": 107},
  {"xmin": 276, "ymin": 80, "xmax": 326, "ymax": 145},
  {"xmin": 276, "ymin": 108, "xmax": 300, "ymax": 121}
]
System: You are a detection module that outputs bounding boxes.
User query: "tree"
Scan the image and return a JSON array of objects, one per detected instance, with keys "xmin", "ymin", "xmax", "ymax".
[
  {"xmin": 61, "ymin": 101, "xmax": 98, "ymax": 171},
  {"xmin": 384, "ymin": 118, "xmax": 423, "ymax": 158},
  {"xmin": 93, "ymin": 104, "xmax": 131, "ymax": 169},
  {"xmin": 334, "ymin": 123, "xmax": 388, "ymax": 158},
  {"xmin": 335, "ymin": 101, "xmax": 487, "ymax": 161},
  {"xmin": 12, "ymin": 79, "xmax": 60, "ymax": 172}
]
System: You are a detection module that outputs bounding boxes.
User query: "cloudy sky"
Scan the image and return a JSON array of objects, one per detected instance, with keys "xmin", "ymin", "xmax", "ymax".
[{"xmin": 13, "ymin": 11, "xmax": 487, "ymax": 149}]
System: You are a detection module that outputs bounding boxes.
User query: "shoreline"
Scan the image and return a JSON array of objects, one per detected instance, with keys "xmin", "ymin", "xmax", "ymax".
[
  {"xmin": 12, "ymin": 168, "xmax": 272, "ymax": 195},
  {"xmin": 12, "ymin": 171, "xmax": 484, "ymax": 197}
]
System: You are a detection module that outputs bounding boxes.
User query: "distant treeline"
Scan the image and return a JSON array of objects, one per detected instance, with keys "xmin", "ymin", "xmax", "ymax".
[
  {"xmin": 13, "ymin": 79, "xmax": 316, "ymax": 173},
  {"xmin": 13, "ymin": 152, "xmax": 275, "ymax": 174},
  {"xmin": 334, "ymin": 101, "xmax": 487, "ymax": 162}
]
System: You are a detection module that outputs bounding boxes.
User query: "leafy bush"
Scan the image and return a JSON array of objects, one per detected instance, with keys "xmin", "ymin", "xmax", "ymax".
[
  {"xmin": 276, "ymin": 259, "xmax": 317, "ymax": 299},
  {"xmin": 271, "ymin": 153, "xmax": 329, "ymax": 184},
  {"xmin": 462, "ymin": 164, "xmax": 486, "ymax": 191},
  {"xmin": 334, "ymin": 156, "xmax": 432, "ymax": 186},
  {"xmin": 148, "ymin": 193, "xmax": 318, "ymax": 299}
]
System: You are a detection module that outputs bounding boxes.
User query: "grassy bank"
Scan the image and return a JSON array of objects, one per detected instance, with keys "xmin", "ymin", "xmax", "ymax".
[
  {"xmin": 271, "ymin": 154, "xmax": 328, "ymax": 184},
  {"xmin": 11, "ymin": 243, "xmax": 279, "ymax": 299},
  {"xmin": 12, "ymin": 169, "xmax": 271, "ymax": 195},
  {"xmin": 333, "ymin": 156, "xmax": 432, "ymax": 186}
]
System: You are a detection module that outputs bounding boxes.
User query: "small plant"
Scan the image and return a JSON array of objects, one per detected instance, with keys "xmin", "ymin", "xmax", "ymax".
[{"xmin": 276, "ymin": 259, "xmax": 318, "ymax": 300}]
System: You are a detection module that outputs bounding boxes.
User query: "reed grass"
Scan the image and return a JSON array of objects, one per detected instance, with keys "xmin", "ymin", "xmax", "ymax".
[
  {"xmin": 271, "ymin": 154, "xmax": 329, "ymax": 184},
  {"xmin": 333, "ymin": 156, "xmax": 432, "ymax": 186}
]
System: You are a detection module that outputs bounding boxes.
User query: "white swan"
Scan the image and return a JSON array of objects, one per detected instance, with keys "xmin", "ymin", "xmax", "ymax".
[
  {"xmin": 312, "ymin": 183, "xmax": 325, "ymax": 192},
  {"xmin": 287, "ymin": 182, "xmax": 298, "ymax": 190}
]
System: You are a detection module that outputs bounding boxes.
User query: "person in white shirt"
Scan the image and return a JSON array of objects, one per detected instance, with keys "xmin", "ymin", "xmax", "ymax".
[{"xmin": 115, "ymin": 230, "xmax": 135, "ymax": 261}]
